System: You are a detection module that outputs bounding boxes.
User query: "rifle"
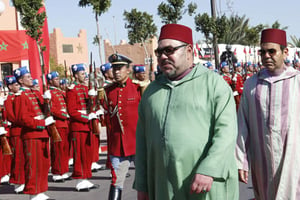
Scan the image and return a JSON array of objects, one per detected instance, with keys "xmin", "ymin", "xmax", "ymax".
[
  {"xmin": 88, "ymin": 53, "xmax": 100, "ymax": 135},
  {"xmin": 69, "ymin": 65, "xmax": 74, "ymax": 84},
  {"xmin": 0, "ymin": 105, "xmax": 12, "ymax": 155},
  {"xmin": 38, "ymin": 45, "xmax": 62, "ymax": 142},
  {"xmin": 64, "ymin": 60, "xmax": 68, "ymax": 85}
]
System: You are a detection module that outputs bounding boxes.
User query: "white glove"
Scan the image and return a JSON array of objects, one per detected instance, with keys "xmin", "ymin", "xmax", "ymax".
[
  {"xmin": 0, "ymin": 127, "xmax": 7, "ymax": 135},
  {"xmin": 45, "ymin": 116, "xmax": 55, "ymax": 126},
  {"xmin": 0, "ymin": 97, "xmax": 4, "ymax": 106},
  {"xmin": 232, "ymin": 75, "xmax": 237, "ymax": 82},
  {"xmin": 88, "ymin": 113, "xmax": 97, "ymax": 120},
  {"xmin": 88, "ymin": 89, "xmax": 97, "ymax": 97},
  {"xmin": 43, "ymin": 90, "xmax": 52, "ymax": 100},
  {"xmin": 96, "ymin": 109, "xmax": 104, "ymax": 117}
]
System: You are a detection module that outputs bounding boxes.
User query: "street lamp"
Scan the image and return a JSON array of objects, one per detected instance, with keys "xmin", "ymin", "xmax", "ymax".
[{"xmin": 0, "ymin": 0, "xmax": 5, "ymax": 15}]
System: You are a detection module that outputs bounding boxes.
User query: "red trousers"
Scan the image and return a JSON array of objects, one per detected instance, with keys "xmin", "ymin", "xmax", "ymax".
[
  {"xmin": 0, "ymin": 147, "xmax": 12, "ymax": 177},
  {"xmin": 9, "ymin": 136, "xmax": 25, "ymax": 184},
  {"xmin": 71, "ymin": 131, "xmax": 93, "ymax": 179},
  {"xmin": 23, "ymin": 138, "xmax": 50, "ymax": 195},
  {"xmin": 92, "ymin": 133, "xmax": 100, "ymax": 162},
  {"xmin": 50, "ymin": 127, "xmax": 70, "ymax": 175}
]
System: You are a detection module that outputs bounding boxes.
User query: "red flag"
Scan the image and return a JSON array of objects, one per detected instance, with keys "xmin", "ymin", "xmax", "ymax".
[
  {"xmin": 196, "ymin": 43, "xmax": 200, "ymax": 51},
  {"xmin": 249, "ymin": 48, "xmax": 251, "ymax": 54},
  {"xmin": 28, "ymin": 5, "xmax": 50, "ymax": 93},
  {"xmin": 194, "ymin": 49, "xmax": 197, "ymax": 57},
  {"xmin": 0, "ymin": 30, "xmax": 29, "ymax": 62},
  {"xmin": 234, "ymin": 48, "xmax": 237, "ymax": 55},
  {"xmin": 243, "ymin": 47, "xmax": 247, "ymax": 54}
]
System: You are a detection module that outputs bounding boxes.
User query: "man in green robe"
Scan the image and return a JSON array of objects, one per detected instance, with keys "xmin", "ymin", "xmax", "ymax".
[{"xmin": 134, "ymin": 24, "xmax": 239, "ymax": 200}]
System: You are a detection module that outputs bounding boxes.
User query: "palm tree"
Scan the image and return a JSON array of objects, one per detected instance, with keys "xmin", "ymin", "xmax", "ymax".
[
  {"xmin": 270, "ymin": 20, "xmax": 288, "ymax": 30},
  {"xmin": 289, "ymin": 35, "xmax": 300, "ymax": 48},
  {"xmin": 218, "ymin": 15, "xmax": 250, "ymax": 44}
]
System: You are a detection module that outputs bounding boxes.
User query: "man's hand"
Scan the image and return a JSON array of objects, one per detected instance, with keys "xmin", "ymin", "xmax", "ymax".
[
  {"xmin": 137, "ymin": 191, "xmax": 149, "ymax": 200},
  {"xmin": 190, "ymin": 174, "xmax": 213, "ymax": 194},
  {"xmin": 238, "ymin": 169, "xmax": 248, "ymax": 184}
]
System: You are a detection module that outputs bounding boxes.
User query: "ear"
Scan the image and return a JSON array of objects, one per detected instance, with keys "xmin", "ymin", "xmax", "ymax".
[
  {"xmin": 283, "ymin": 47, "xmax": 289, "ymax": 56},
  {"xmin": 18, "ymin": 77, "xmax": 24, "ymax": 85}
]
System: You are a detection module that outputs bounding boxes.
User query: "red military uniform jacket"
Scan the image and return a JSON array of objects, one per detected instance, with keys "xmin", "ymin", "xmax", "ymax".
[
  {"xmin": 222, "ymin": 73, "xmax": 233, "ymax": 86},
  {"xmin": 49, "ymin": 86, "xmax": 68, "ymax": 128},
  {"xmin": 104, "ymin": 78, "xmax": 141, "ymax": 157},
  {"xmin": 14, "ymin": 87, "xmax": 48, "ymax": 139},
  {"xmin": 4, "ymin": 92, "xmax": 21, "ymax": 136},
  {"xmin": 233, "ymin": 72, "xmax": 244, "ymax": 95},
  {"xmin": 66, "ymin": 82, "xmax": 90, "ymax": 132}
]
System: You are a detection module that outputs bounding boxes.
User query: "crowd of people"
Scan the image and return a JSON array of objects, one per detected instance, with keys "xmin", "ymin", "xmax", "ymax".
[{"xmin": 0, "ymin": 23, "xmax": 299, "ymax": 200}]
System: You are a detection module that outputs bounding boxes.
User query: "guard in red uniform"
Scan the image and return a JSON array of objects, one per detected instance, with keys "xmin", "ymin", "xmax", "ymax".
[
  {"xmin": 244, "ymin": 61, "xmax": 254, "ymax": 80},
  {"xmin": 104, "ymin": 53, "xmax": 141, "ymax": 200},
  {"xmin": 220, "ymin": 61, "xmax": 233, "ymax": 86},
  {"xmin": 4, "ymin": 75, "xmax": 25, "ymax": 193},
  {"xmin": 100, "ymin": 62, "xmax": 114, "ymax": 86},
  {"xmin": 45, "ymin": 71, "xmax": 70, "ymax": 182},
  {"xmin": 0, "ymin": 93, "xmax": 10, "ymax": 185},
  {"xmin": 0, "ymin": 123, "xmax": 9, "ymax": 183},
  {"xmin": 13, "ymin": 66, "xmax": 55, "ymax": 200},
  {"xmin": 66, "ymin": 63, "xmax": 99, "ymax": 191},
  {"xmin": 232, "ymin": 62, "xmax": 244, "ymax": 111}
]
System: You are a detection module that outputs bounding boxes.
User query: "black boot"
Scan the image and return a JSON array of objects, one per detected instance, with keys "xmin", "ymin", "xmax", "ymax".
[{"xmin": 108, "ymin": 185, "xmax": 122, "ymax": 200}]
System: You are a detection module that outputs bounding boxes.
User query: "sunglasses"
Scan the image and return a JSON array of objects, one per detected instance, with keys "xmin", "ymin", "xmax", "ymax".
[
  {"xmin": 154, "ymin": 44, "xmax": 188, "ymax": 57},
  {"xmin": 258, "ymin": 48, "xmax": 277, "ymax": 56}
]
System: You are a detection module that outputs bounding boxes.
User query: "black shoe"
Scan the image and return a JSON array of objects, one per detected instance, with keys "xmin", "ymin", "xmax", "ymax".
[{"xmin": 108, "ymin": 185, "xmax": 122, "ymax": 200}]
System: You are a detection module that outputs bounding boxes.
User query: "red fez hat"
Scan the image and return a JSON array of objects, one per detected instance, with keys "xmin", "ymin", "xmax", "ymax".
[
  {"xmin": 261, "ymin": 28, "xmax": 287, "ymax": 46},
  {"xmin": 159, "ymin": 24, "xmax": 193, "ymax": 45}
]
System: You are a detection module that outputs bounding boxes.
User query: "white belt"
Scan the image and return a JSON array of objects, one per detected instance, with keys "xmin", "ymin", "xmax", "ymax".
[
  {"xmin": 61, "ymin": 108, "xmax": 67, "ymax": 112},
  {"xmin": 34, "ymin": 114, "xmax": 45, "ymax": 120},
  {"xmin": 78, "ymin": 110, "xmax": 87, "ymax": 114}
]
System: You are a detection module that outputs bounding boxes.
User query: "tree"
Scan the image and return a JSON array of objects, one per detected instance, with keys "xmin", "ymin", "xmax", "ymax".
[
  {"xmin": 13, "ymin": 0, "xmax": 47, "ymax": 90},
  {"xmin": 194, "ymin": 13, "xmax": 215, "ymax": 44},
  {"xmin": 123, "ymin": 8, "xmax": 157, "ymax": 81},
  {"xmin": 195, "ymin": 14, "xmax": 264, "ymax": 46},
  {"xmin": 270, "ymin": 20, "xmax": 288, "ymax": 30},
  {"xmin": 289, "ymin": 35, "xmax": 300, "ymax": 48},
  {"xmin": 158, "ymin": 0, "xmax": 197, "ymax": 24},
  {"xmin": 123, "ymin": 9, "xmax": 157, "ymax": 45},
  {"xmin": 78, "ymin": 0, "xmax": 111, "ymax": 65},
  {"xmin": 13, "ymin": 0, "xmax": 45, "ymax": 50}
]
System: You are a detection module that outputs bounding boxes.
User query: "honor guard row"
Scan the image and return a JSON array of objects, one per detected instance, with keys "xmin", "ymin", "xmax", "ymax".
[{"xmin": 0, "ymin": 51, "xmax": 149, "ymax": 200}]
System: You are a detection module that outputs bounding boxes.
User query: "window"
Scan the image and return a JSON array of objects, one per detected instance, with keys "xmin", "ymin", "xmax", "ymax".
[
  {"xmin": 62, "ymin": 44, "xmax": 73, "ymax": 53},
  {"xmin": 1, "ymin": 63, "xmax": 13, "ymax": 77}
]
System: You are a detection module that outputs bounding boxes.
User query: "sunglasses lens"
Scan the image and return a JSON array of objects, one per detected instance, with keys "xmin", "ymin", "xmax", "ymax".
[{"xmin": 164, "ymin": 47, "xmax": 174, "ymax": 55}]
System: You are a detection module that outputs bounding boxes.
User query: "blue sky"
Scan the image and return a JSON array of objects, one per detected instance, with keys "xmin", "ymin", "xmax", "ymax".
[{"xmin": 45, "ymin": 0, "xmax": 300, "ymax": 65}]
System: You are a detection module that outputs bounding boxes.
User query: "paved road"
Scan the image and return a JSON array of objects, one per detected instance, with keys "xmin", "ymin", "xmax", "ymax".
[
  {"xmin": 0, "ymin": 155, "xmax": 254, "ymax": 200},
  {"xmin": 0, "ymin": 152, "xmax": 136, "ymax": 200},
  {"xmin": 0, "ymin": 130, "xmax": 254, "ymax": 200}
]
